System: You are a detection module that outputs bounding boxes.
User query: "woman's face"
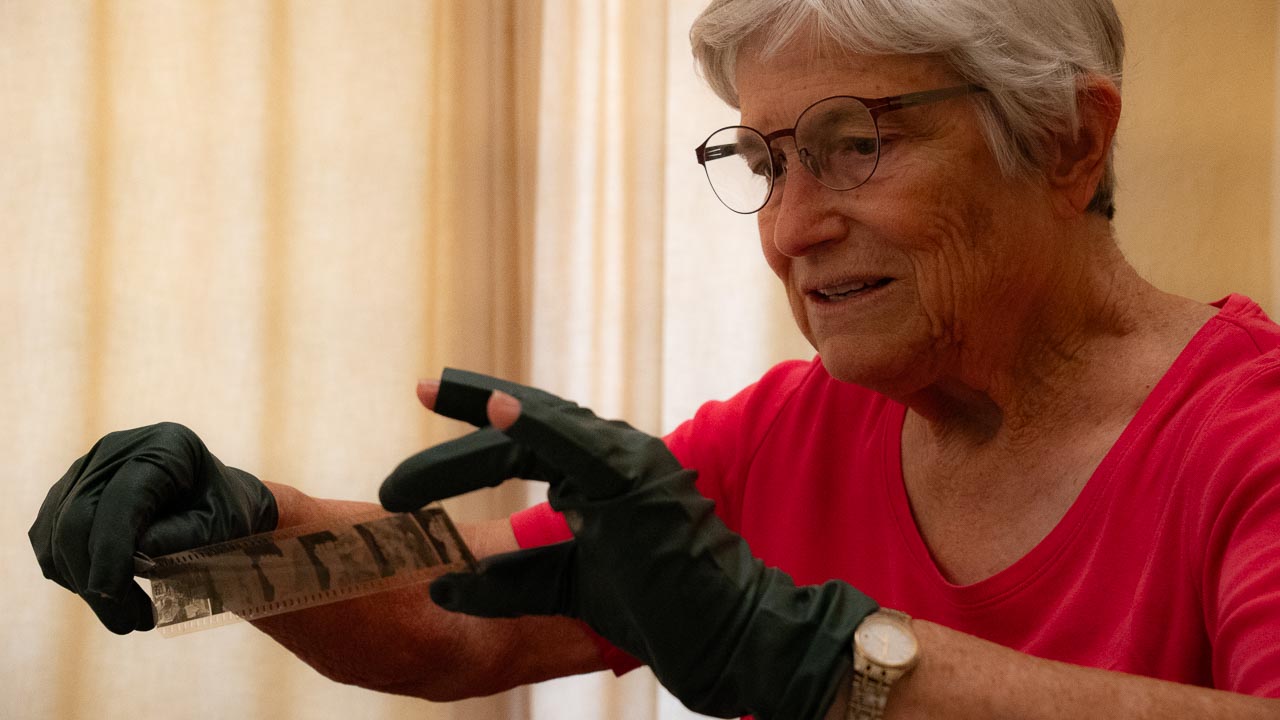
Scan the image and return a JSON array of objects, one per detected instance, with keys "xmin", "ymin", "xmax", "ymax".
[{"xmin": 737, "ymin": 43, "xmax": 1059, "ymax": 395}]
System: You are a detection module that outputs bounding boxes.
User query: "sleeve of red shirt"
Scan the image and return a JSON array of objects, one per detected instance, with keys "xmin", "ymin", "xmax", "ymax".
[
  {"xmin": 1195, "ymin": 356, "xmax": 1280, "ymax": 698},
  {"xmin": 506, "ymin": 359, "xmax": 818, "ymax": 675}
]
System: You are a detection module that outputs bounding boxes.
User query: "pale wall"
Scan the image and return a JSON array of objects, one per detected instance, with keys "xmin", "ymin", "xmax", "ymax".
[{"xmin": 1113, "ymin": 0, "xmax": 1278, "ymax": 312}]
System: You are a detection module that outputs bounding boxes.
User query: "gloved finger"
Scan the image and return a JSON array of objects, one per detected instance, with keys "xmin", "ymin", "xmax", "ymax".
[
  {"xmin": 505, "ymin": 395, "xmax": 684, "ymax": 501},
  {"xmin": 86, "ymin": 458, "xmax": 191, "ymax": 599},
  {"xmin": 83, "ymin": 582, "xmax": 156, "ymax": 635},
  {"xmin": 136, "ymin": 462, "xmax": 275, "ymax": 557},
  {"xmin": 39, "ymin": 432, "xmax": 137, "ymax": 592},
  {"xmin": 380, "ymin": 427, "xmax": 541, "ymax": 512},
  {"xmin": 49, "ymin": 457, "xmax": 136, "ymax": 594},
  {"xmin": 136, "ymin": 511, "xmax": 212, "ymax": 558},
  {"xmin": 47, "ymin": 484, "xmax": 102, "ymax": 593},
  {"xmin": 432, "ymin": 368, "xmax": 568, "ymax": 428},
  {"xmin": 429, "ymin": 542, "xmax": 577, "ymax": 618},
  {"xmin": 41, "ymin": 426, "xmax": 189, "ymax": 589},
  {"xmin": 29, "ymin": 454, "xmax": 91, "ymax": 590},
  {"xmin": 429, "ymin": 368, "xmax": 685, "ymax": 502}
]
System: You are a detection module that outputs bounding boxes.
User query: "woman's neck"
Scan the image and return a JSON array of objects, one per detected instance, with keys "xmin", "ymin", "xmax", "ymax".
[{"xmin": 900, "ymin": 241, "xmax": 1211, "ymax": 454}]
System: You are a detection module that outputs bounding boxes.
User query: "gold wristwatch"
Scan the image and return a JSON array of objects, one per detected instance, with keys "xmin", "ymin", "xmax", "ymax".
[{"xmin": 846, "ymin": 608, "xmax": 919, "ymax": 720}]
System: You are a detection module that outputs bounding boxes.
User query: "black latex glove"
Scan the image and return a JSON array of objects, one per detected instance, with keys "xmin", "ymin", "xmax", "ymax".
[
  {"xmin": 380, "ymin": 370, "xmax": 878, "ymax": 719},
  {"xmin": 29, "ymin": 422, "xmax": 278, "ymax": 634}
]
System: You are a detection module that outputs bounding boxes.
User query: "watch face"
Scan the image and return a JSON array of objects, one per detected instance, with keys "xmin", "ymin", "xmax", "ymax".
[{"xmin": 856, "ymin": 617, "xmax": 918, "ymax": 667}]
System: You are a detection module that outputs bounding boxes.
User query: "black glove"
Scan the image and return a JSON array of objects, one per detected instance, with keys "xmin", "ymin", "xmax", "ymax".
[
  {"xmin": 381, "ymin": 370, "xmax": 878, "ymax": 719},
  {"xmin": 29, "ymin": 422, "xmax": 278, "ymax": 634}
]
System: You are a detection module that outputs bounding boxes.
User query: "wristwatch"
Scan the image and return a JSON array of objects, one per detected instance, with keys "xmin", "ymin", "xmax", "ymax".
[{"xmin": 846, "ymin": 608, "xmax": 919, "ymax": 720}]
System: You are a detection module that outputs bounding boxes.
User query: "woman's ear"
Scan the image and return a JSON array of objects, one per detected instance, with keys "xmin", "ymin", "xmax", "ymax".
[{"xmin": 1047, "ymin": 76, "xmax": 1122, "ymax": 217}]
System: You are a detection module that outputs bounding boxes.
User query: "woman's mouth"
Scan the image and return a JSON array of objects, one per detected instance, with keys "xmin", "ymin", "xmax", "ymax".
[{"xmin": 810, "ymin": 277, "xmax": 894, "ymax": 302}]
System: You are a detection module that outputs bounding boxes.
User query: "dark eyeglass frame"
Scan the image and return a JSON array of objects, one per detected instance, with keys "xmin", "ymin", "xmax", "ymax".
[{"xmin": 694, "ymin": 83, "xmax": 988, "ymax": 214}]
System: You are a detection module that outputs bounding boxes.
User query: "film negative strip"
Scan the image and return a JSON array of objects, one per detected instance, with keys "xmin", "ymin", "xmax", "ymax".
[{"xmin": 135, "ymin": 505, "xmax": 477, "ymax": 637}]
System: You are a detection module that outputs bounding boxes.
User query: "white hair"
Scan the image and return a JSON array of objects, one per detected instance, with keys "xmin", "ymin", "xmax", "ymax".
[{"xmin": 690, "ymin": 0, "xmax": 1125, "ymax": 218}]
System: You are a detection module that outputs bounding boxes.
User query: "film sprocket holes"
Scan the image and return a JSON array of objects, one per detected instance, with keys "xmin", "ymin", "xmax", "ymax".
[{"xmin": 136, "ymin": 505, "xmax": 477, "ymax": 636}]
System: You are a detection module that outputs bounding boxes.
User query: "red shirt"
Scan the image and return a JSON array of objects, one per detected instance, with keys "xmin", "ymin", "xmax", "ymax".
[{"xmin": 512, "ymin": 294, "xmax": 1280, "ymax": 697}]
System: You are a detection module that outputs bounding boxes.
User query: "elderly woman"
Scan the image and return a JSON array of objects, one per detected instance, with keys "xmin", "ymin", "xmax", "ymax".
[{"xmin": 31, "ymin": 0, "xmax": 1280, "ymax": 718}]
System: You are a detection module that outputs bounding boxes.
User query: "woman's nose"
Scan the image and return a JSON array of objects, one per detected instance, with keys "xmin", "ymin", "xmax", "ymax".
[{"xmin": 763, "ymin": 162, "xmax": 850, "ymax": 258}]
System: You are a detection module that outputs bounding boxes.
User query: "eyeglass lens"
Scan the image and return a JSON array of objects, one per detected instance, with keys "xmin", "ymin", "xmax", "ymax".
[{"xmin": 699, "ymin": 97, "xmax": 879, "ymax": 214}]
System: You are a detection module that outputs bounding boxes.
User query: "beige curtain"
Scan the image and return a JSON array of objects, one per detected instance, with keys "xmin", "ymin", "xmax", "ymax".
[
  {"xmin": 4, "ymin": 1, "xmax": 541, "ymax": 718},
  {"xmin": 2, "ymin": 1, "xmax": 1276, "ymax": 719}
]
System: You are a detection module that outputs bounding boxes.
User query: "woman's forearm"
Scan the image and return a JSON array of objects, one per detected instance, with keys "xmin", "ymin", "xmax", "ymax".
[
  {"xmin": 252, "ymin": 483, "xmax": 605, "ymax": 699},
  {"xmin": 826, "ymin": 619, "xmax": 1276, "ymax": 720}
]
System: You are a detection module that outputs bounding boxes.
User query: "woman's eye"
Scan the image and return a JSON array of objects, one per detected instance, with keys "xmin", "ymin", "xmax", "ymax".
[{"xmin": 839, "ymin": 135, "xmax": 878, "ymax": 156}]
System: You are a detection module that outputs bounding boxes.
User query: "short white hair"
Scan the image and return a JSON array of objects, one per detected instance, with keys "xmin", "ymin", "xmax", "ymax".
[{"xmin": 690, "ymin": 0, "xmax": 1125, "ymax": 218}]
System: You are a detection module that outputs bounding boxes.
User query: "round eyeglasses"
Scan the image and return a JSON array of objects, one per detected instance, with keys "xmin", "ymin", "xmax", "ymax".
[{"xmin": 694, "ymin": 84, "xmax": 987, "ymax": 214}]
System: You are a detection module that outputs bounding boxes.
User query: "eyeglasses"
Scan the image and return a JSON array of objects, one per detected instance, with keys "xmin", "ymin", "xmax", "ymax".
[{"xmin": 694, "ymin": 84, "xmax": 987, "ymax": 214}]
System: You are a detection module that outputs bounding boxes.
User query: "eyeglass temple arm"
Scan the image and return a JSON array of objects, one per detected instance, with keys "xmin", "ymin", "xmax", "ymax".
[
  {"xmin": 696, "ymin": 143, "xmax": 735, "ymax": 165},
  {"xmin": 695, "ymin": 128, "xmax": 796, "ymax": 166},
  {"xmin": 875, "ymin": 84, "xmax": 987, "ymax": 113}
]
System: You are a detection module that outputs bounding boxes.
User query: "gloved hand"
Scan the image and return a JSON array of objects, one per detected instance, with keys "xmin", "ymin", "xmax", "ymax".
[
  {"xmin": 381, "ymin": 370, "xmax": 878, "ymax": 719},
  {"xmin": 29, "ymin": 422, "xmax": 278, "ymax": 634}
]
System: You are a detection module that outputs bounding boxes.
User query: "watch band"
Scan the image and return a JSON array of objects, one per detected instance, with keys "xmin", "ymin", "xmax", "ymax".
[
  {"xmin": 845, "ymin": 609, "xmax": 917, "ymax": 720},
  {"xmin": 846, "ymin": 661, "xmax": 894, "ymax": 720}
]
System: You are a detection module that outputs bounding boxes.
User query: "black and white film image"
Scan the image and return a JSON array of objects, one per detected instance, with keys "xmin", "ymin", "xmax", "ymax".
[{"xmin": 149, "ymin": 509, "xmax": 472, "ymax": 629}]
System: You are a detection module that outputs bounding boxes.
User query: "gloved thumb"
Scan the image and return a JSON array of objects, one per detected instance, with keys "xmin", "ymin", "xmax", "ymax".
[{"xmin": 429, "ymin": 542, "xmax": 577, "ymax": 619}]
